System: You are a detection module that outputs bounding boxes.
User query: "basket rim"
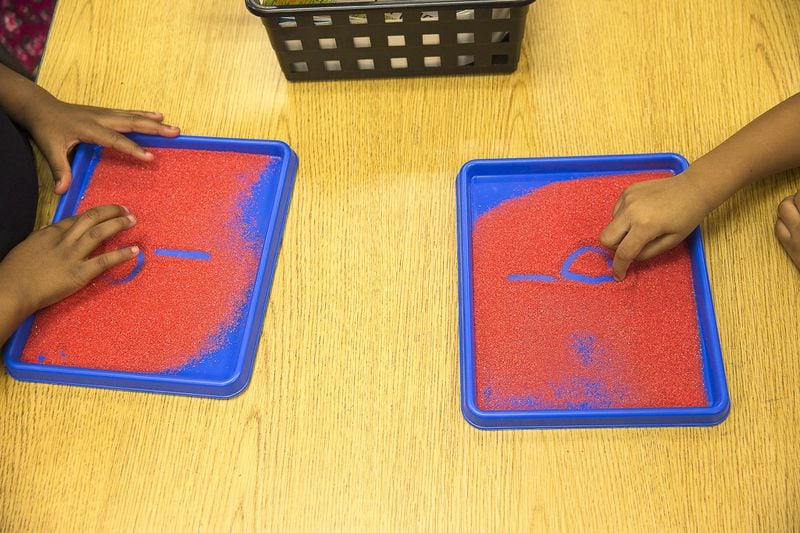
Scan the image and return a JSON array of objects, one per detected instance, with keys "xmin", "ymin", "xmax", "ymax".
[{"xmin": 245, "ymin": 0, "xmax": 535, "ymax": 16}]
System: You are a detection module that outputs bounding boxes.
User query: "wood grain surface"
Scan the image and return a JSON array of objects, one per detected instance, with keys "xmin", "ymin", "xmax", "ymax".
[{"xmin": 2, "ymin": 0, "xmax": 799, "ymax": 530}]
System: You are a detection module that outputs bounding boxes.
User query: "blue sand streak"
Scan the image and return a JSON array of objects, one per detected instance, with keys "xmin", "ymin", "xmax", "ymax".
[
  {"xmin": 109, "ymin": 248, "xmax": 211, "ymax": 285},
  {"xmin": 112, "ymin": 248, "xmax": 145, "ymax": 284},
  {"xmin": 507, "ymin": 274, "xmax": 557, "ymax": 282},
  {"xmin": 506, "ymin": 246, "xmax": 615, "ymax": 284},
  {"xmin": 154, "ymin": 249, "xmax": 212, "ymax": 260},
  {"xmin": 560, "ymin": 246, "xmax": 615, "ymax": 284}
]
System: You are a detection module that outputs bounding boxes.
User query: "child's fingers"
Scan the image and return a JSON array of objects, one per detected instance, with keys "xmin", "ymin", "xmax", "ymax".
[
  {"xmin": 39, "ymin": 143, "xmax": 74, "ymax": 194},
  {"xmin": 42, "ymin": 206, "xmax": 130, "ymax": 238},
  {"xmin": 124, "ymin": 110, "xmax": 165, "ymax": 120},
  {"xmin": 612, "ymin": 196, "xmax": 624, "ymax": 216},
  {"xmin": 611, "ymin": 230, "xmax": 650, "ymax": 280},
  {"xmin": 75, "ymin": 213, "xmax": 136, "ymax": 257},
  {"xmin": 62, "ymin": 204, "xmax": 130, "ymax": 243},
  {"xmin": 81, "ymin": 246, "xmax": 140, "ymax": 281},
  {"xmin": 775, "ymin": 218, "xmax": 792, "ymax": 242},
  {"xmin": 103, "ymin": 113, "xmax": 180, "ymax": 137},
  {"xmin": 85, "ymin": 106, "xmax": 161, "ymax": 120},
  {"xmin": 599, "ymin": 215, "xmax": 629, "ymax": 250},
  {"xmin": 636, "ymin": 233, "xmax": 682, "ymax": 261},
  {"xmin": 91, "ymin": 128, "xmax": 153, "ymax": 161},
  {"xmin": 778, "ymin": 195, "xmax": 800, "ymax": 233},
  {"xmin": 45, "ymin": 214, "xmax": 80, "ymax": 231}
]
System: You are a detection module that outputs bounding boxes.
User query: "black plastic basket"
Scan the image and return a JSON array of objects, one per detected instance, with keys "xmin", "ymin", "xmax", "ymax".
[{"xmin": 245, "ymin": 0, "xmax": 535, "ymax": 81}]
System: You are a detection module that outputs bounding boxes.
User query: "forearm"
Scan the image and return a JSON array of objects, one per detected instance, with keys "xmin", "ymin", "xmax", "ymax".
[
  {"xmin": 688, "ymin": 92, "xmax": 800, "ymax": 209},
  {"xmin": 0, "ymin": 63, "xmax": 57, "ymax": 131}
]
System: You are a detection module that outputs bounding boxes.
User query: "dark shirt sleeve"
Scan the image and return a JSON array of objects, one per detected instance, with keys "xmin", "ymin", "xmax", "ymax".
[{"xmin": 0, "ymin": 110, "xmax": 38, "ymax": 260}]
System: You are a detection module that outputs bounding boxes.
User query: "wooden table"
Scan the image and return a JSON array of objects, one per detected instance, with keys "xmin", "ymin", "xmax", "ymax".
[{"xmin": 2, "ymin": 0, "xmax": 799, "ymax": 530}]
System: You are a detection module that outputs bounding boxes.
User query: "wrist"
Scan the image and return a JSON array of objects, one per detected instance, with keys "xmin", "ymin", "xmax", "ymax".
[
  {"xmin": 681, "ymin": 155, "xmax": 749, "ymax": 211},
  {"xmin": 14, "ymin": 88, "xmax": 58, "ymax": 132},
  {"xmin": 0, "ymin": 267, "xmax": 36, "ymax": 322},
  {"xmin": 0, "ymin": 283, "xmax": 29, "ymax": 340},
  {"xmin": 0, "ymin": 283, "xmax": 31, "ymax": 347},
  {"xmin": 0, "ymin": 65, "xmax": 57, "ymax": 131}
]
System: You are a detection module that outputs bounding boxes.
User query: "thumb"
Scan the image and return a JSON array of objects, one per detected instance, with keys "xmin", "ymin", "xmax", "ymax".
[{"xmin": 41, "ymin": 144, "xmax": 73, "ymax": 194}]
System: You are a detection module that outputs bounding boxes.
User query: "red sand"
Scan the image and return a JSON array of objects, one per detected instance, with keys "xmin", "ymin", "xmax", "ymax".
[
  {"xmin": 22, "ymin": 148, "xmax": 273, "ymax": 373},
  {"xmin": 472, "ymin": 171, "xmax": 708, "ymax": 410},
  {"xmin": 568, "ymin": 249, "xmax": 612, "ymax": 277}
]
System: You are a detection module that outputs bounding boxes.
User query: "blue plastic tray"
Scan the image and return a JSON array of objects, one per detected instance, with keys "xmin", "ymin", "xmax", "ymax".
[
  {"xmin": 456, "ymin": 153, "xmax": 730, "ymax": 429},
  {"xmin": 3, "ymin": 134, "xmax": 298, "ymax": 398}
]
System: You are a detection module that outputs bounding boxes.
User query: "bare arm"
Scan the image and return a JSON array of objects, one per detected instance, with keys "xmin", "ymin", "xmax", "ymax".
[
  {"xmin": 600, "ymin": 93, "xmax": 800, "ymax": 279},
  {"xmin": 0, "ymin": 66, "xmax": 179, "ymax": 343},
  {"xmin": 0, "ymin": 62, "xmax": 53, "ymax": 130},
  {"xmin": 0, "ymin": 63, "xmax": 180, "ymax": 193},
  {"xmin": 691, "ymin": 93, "xmax": 800, "ymax": 207}
]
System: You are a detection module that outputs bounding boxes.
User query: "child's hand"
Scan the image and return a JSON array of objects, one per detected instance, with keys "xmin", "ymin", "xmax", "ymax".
[
  {"xmin": 599, "ymin": 171, "xmax": 713, "ymax": 280},
  {"xmin": 0, "ymin": 204, "xmax": 138, "ymax": 319},
  {"xmin": 26, "ymin": 97, "xmax": 180, "ymax": 193}
]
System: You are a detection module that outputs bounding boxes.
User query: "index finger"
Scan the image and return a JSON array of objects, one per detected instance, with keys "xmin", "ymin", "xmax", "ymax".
[
  {"xmin": 92, "ymin": 128, "xmax": 154, "ymax": 161},
  {"xmin": 125, "ymin": 110, "xmax": 165, "ymax": 120},
  {"xmin": 611, "ymin": 229, "xmax": 651, "ymax": 281},
  {"xmin": 42, "ymin": 212, "xmax": 84, "ymax": 232},
  {"xmin": 44, "ymin": 202, "xmax": 131, "ymax": 227},
  {"xmin": 103, "ymin": 112, "xmax": 180, "ymax": 137},
  {"xmin": 62, "ymin": 204, "xmax": 131, "ymax": 243},
  {"xmin": 599, "ymin": 214, "xmax": 630, "ymax": 250}
]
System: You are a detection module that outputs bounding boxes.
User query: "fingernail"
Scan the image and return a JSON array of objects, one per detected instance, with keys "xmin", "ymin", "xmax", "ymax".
[
  {"xmin": 127, "ymin": 214, "xmax": 136, "ymax": 224},
  {"xmin": 167, "ymin": 125, "xmax": 179, "ymax": 130},
  {"xmin": 121, "ymin": 205, "xmax": 129, "ymax": 213},
  {"xmin": 130, "ymin": 245, "xmax": 140, "ymax": 254}
]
